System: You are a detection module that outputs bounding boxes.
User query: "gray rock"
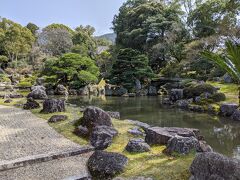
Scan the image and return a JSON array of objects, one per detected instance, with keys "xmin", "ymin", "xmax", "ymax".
[
  {"xmin": 231, "ymin": 109, "xmax": 240, "ymax": 121},
  {"xmin": 68, "ymin": 89, "xmax": 77, "ymax": 95},
  {"xmin": 194, "ymin": 96, "xmax": 201, "ymax": 103},
  {"xmin": 9, "ymin": 93, "xmax": 24, "ymax": 99},
  {"xmin": 145, "ymin": 127, "xmax": 200, "ymax": 145},
  {"xmin": 148, "ymin": 86, "xmax": 157, "ymax": 96},
  {"xmin": 4, "ymin": 99, "xmax": 12, "ymax": 103},
  {"xmin": 128, "ymin": 126, "xmax": 145, "ymax": 136},
  {"xmin": 55, "ymin": 84, "xmax": 68, "ymax": 96},
  {"xmin": 107, "ymin": 111, "xmax": 121, "ymax": 119},
  {"xmin": 222, "ymin": 73, "xmax": 232, "ymax": 83},
  {"xmin": 169, "ymin": 89, "xmax": 183, "ymax": 102},
  {"xmin": 88, "ymin": 151, "xmax": 128, "ymax": 179},
  {"xmin": 128, "ymin": 93, "xmax": 136, "ymax": 97},
  {"xmin": 78, "ymin": 86, "xmax": 89, "ymax": 96},
  {"xmin": 135, "ymin": 79, "xmax": 142, "ymax": 92},
  {"xmin": 162, "ymin": 98, "xmax": 172, "ymax": 105},
  {"xmin": 74, "ymin": 125, "xmax": 89, "ymax": 138},
  {"xmin": 41, "ymin": 99, "xmax": 65, "ymax": 113},
  {"xmin": 125, "ymin": 138, "xmax": 150, "ymax": 153},
  {"xmin": 113, "ymin": 87, "xmax": 128, "ymax": 96},
  {"xmin": 220, "ymin": 103, "xmax": 238, "ymax": 117},
  {"xmin": 48, "ymin": 115, "xmax": 68, "ymax": 123},
  {"xmin": 126, "ymin": 120, "xmax": 150, "ymax": 130},
  {"xmin": 176, "ymin": 100, "xmax": 189, "ymax": 109},
  {"xmin": 90, "ymin": 125, "xmax": 118, "ymax": 150},
  {"xmin": 190, "ymin": 152, "xmax": 240, "ymax": 180},
  {"xmin": 28, "ymin": 86, "xmax": 48, "ymax": 100},
  {"xmin": 23, "ymin": 98, "xmax": 40, "ymax": 110},
  {"xmin": 105, "ymin": 84, "xmax": 113, "ymax": 96},
  {"xmin": 81, "ymin": 106, "xmax": 112, "ymax": 132},
  {"xmin": 165, "ymin": 135, "xmax": 201, "ymax": 155},
  {"xmin": 199, "ymin": 140, "xmax": 213, "ymax": 152}
]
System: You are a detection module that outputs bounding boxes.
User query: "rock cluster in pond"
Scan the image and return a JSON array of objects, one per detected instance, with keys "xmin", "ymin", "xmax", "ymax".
[
  {"xmin": 125, "ymin": 138, "xmax": 150, "ymax": 153},
  {"xmin": 76, "ymin": 106, "xmax": 118, "ymax": 150},
  {"xmin": 145, "ymin": 126, "xmax": 210, "ymax": 155},
  {"xmin": 23, "ymin": 98, "xmax": 40, "ymax": 110},
  {"xmin": 48, "ymin": 115, "xmax": 68, "ymax": 123},
  {"xmin": 190, "ymin": 152, "xmax": 240, "ymax": 180},
  {"xmin": 41, "ymin": 99, "xmax": 65, "ymax": 113},
  {"xmin": 88, "ymin": 151, "xmax": 128, "ymax": 179},
  {"xmin": 27, "ymin": 85, "xmax": 48, "ymax": 100}
]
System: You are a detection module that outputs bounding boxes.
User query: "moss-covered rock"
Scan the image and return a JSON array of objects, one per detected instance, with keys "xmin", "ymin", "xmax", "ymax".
[
  {"xmin": 210, "ymin": 92, "xmax": 226, "ymax": 102},
  {"xmin": 183, "ymin": 83, "xmax": 217, "ymax": 99}
]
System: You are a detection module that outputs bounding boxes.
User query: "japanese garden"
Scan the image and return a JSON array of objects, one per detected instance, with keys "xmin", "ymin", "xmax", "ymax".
[{"xmin": 0, "ymin": 0, "xmax": 240, "ymax": 179}]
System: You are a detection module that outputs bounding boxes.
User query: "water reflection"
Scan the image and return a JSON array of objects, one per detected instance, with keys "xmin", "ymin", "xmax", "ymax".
[{"xmin": 67, "ymin": 95, "xmax": 240, "ymax": 159}]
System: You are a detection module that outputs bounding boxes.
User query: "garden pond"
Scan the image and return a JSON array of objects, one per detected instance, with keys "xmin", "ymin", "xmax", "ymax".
[{"xmin": 67, "ymin": 95, "xmax": 240, "ymax": 159}]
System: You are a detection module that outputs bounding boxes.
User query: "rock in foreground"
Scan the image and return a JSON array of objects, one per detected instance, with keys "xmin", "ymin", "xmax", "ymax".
[
  {"xmin": 125, "ymin": 138, "xmax": 150, "ymax": 153},
  {"xmin": 88, "ymin": 151, "xmax": 128, "ymax": 179},
  {"xmin": 190, "ymin": 152, "xmax": 240, "ymax": 180},
  {"xmin": 41, "ymin": 99, "xmax": 65, "ymax": 113}
]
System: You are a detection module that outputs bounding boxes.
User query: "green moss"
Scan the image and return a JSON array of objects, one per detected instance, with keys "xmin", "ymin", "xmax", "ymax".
[{"xmin": 208, "ymin": 81, "xmax": 238, "ymax": 104}]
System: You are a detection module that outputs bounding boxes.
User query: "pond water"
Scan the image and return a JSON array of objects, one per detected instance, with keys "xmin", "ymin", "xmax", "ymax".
[{"xmin": 67, "ymin": 95, "xmax": 240, "ymax": 159}]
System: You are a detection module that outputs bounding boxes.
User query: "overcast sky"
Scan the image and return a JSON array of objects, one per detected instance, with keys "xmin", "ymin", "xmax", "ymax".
[{"xmin": 0, "ymin": 0, "xmax": 126, "ymax": 35}]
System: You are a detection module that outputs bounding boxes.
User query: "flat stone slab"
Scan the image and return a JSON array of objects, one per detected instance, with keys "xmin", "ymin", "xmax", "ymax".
[
  {"xmin": 145, "ymin": 127, "xmax": 200, "ymax": 145},
  {"xmin": 0, "ymin": 105, "xmax": 84, "ymax": 161},
  {"xmin": 0, "ymin": 153, "xmax": 92, "ymax": 180}
]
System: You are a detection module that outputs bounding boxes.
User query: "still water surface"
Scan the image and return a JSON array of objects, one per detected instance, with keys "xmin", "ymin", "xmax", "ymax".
[{"xmin": 68, "ymin": 96, "xmax": 240, "ymax": 159}]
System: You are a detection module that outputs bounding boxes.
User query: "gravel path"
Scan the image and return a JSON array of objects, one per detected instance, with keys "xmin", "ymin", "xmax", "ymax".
[
  {"xmin": 0, "ymin": 152, "xmax": 92, "ymax": 180},
  {"xmin": 0, "ymin": 105, "xmax": 83, "ymax": 161},
  {"xmin": 0, "ymin": 105, "xmax": 93, "ymax": 179}
]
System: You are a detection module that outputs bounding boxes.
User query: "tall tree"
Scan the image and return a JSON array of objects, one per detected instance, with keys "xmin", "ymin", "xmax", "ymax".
[{"xmin": 26, "ymin": 23, "xmax": 39, "ymax": 36}]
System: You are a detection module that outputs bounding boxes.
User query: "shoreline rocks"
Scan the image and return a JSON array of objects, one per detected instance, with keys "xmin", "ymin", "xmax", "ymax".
[
  {"xmin": 125, "ymin": 138, "xmax": 150, "ymax": 153},
  {"xmin": 41, "ymin": 99, "xmax": 65, "ymax": 113},
  {"xmin": 48, "ymin": 115, "xmax": 68, "ymax": 123},
  {"xmin": 23, "ymin": 98, "xmax": 40, "ymax": 110}
]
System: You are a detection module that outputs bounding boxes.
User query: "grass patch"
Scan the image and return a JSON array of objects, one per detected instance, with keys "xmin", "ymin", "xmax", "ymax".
[
  {"xmin": 0, "ymin": 97, "xmax": 26, "ymax": 106},
  {"xmin": 208, "ymin": 81, "xmax": 238, "ymax": 104}
]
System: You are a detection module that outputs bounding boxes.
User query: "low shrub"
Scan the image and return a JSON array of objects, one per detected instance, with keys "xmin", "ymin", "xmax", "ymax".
[
  {"xmin": 183, "ymin": 83, "xmax": 216, "ymax": 98},
  {"xmin": 211, "ymin": 92, "xmax": 226, "ymax": 102}
]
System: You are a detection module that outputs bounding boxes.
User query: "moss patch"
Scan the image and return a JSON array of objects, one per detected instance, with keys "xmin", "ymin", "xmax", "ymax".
[{"xmin": 208, "ymin": 81, "xmax": 238, "ymax": 104}]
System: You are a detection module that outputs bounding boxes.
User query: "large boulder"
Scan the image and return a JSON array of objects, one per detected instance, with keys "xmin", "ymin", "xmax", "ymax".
[
  {"xmin": 81, "ymin": 106, "xmax": 113, "ymax": 132},
  {"xmin": 54, "ymin": 84, "xmax": 68, "ymax": 96},
  {"xmin": 90, "ymin": 125, "xmax": 118, "ymax": 150},
  {"xmin": 169, "ymin": 89, "xmax": 183, "ymax": 102},
  {"xmin": 148, "ymin": 86, "xmax": 157, "ymax": 96},
  {"xmin": 23, "ymin": 98, "xmax": 40, "ymax": 110},
  {"xmin": 190, "ymin": 152, "xmax": 240, "ymax": 180},
  {"xmin": 165, "ymin": 136, "xmax": 201, "ymax": 155},
  {"xmin": 106, "ymin": 111, "xmax": 121, "ymax": 119},
  {"xmin": 41, "ymin": 99, "xmax": 65, "ymax": 113},
  {"xmin": 145, "ymin": 127, "xmax": 200, "ymax": 145},
  {"xmin": 220, "ymin": 103, "xmax": 238, "ymax": 117},
  {"xmin": 27, "ymin": 86, "xmax": 48, "ymax": 100},
  {"xmin": 125, "ymin": 138, "xmax": 150, "ymax": 153},
  {"xmin": 88, "ymin": 151, "xmax": 128, "ymax": 179},
  {"xmin": 48, "ymin": 115, "xmax": 67, "ymax": 123}
]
